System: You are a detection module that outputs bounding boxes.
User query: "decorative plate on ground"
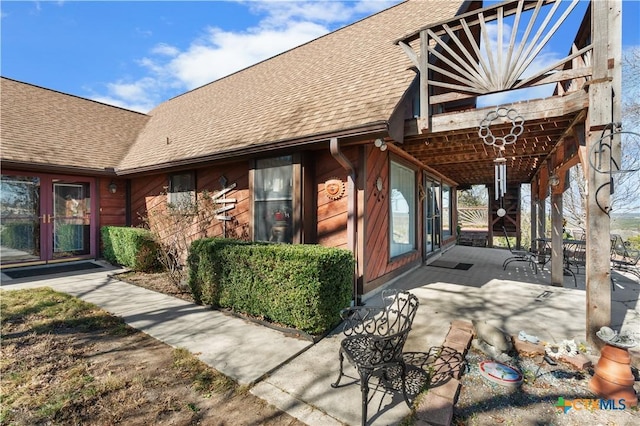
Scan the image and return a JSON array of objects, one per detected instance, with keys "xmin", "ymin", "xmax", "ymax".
[{"xmin": 479, "ymin": 361, "xmax": 523, "ymax": 387}]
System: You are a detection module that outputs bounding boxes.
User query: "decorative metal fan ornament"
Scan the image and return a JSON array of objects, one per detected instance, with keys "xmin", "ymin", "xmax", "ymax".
[{"xmin": 479, "ymin": 107, "xmax": 525, "ymax": 202}]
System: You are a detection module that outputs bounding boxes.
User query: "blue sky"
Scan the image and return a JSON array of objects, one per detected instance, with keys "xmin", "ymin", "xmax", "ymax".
[{"xmin": 2, "ymin": 1, "xmax": 639, "ymax": 113}]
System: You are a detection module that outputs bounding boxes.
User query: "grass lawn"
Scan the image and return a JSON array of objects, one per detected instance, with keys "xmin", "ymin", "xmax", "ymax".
[{"xmin": 0, "ymin": 287, "xmax": 302, "ymax": 425}]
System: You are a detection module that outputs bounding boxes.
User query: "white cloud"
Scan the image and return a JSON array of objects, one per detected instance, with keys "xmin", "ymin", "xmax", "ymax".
[
  {"xmin": 245, "ymin": 0, "xmax": 397, "ymax": 26},
  {"xmin": 107, "ymin": 80, "xmax": 149, "ymax": 102},
  {"xmin": 92, "ymin": 1, "xmax": 400, "ymax": 112},
  {"xmin": 91, "ymin": 95, "xmax": 155, "ymax": 114},
  {"xmin": 151, "ymin": 43, "xmax": 180, "ymax": 57}
]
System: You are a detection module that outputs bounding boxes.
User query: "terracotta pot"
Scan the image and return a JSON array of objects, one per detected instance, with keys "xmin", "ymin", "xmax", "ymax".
[
  {"xmin": 588, "ymin": 344, "xmax": 638, "ymax": 407},
  {"xmin": 601, "ymin": 345, "xmax": 631, "ymax": 364},
  {"xmin": 588, "ymin": 375, "xmax": 638, "ymax": 406},
  {"xmin": 594, "ymin": 359, "xmax": 635, "ymax": 387}
]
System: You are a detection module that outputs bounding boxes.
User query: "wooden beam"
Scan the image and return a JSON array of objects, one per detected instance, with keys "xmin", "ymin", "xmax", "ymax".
[
  {"xmin": 424, "ymin": 90, "xmax": 588, "ymax": 133},
  {"xmin": 429, "ymin": 66, "xmax": 592, "ymax": 105},
  {"xmin": 419, "ymin": 31, "xmax": 430, "ymax": 132},
  {"xmin": 396, "ymin": 0, "xmax": 555, "ymax": 44}
]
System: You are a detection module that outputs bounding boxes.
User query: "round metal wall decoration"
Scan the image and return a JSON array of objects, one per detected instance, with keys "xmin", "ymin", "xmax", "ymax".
[
  {"xmin": 478, "ymin": 107, "xmax": 525, "ymax": 205},
  {"xmin": 325, "ymin": 177, "xmax": 345, "ymax": 200}
]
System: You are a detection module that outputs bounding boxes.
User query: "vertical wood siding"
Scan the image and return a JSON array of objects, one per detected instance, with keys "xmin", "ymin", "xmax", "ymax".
[
  {"xmin": 315, "ymin": 149, "xmax": 354, "ymax": 249},
  {"xmin": 98, "ymin": 177, "xmax": 127, "ymax": 227},
  {"xmin": 364, "ymin": 145, "xmax": 421, "ymax": 285},
  {"xmin": 365, "ymin": 145, "xmax": 390, "ymax": 279},
  {"xmin": 130, "ymin": 163, "xmax": 250, "ymax": 244},
  {"xmin": 197, "ymin": 165, "xmax": 251, "ymax": 241},
  {"xmin": 130, "ymin": 174, "xmax": 166, "ymax": 227},
  {"xmin": 124, "ymin": 144, "xmax": 427, "ymax": 294}
]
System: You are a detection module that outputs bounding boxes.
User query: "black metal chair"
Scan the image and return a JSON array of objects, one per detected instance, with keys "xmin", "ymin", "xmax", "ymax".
[
  {"xmin": 331, "ymin": 290, "xmax": 419, "ymax": 426},
  {"xmin": 611, "ymin": 234, "xmax": 640, "ymax": 279},
  {"xmin": 502, "ymin": 226, "xmax": 538, "ymax": 274}
]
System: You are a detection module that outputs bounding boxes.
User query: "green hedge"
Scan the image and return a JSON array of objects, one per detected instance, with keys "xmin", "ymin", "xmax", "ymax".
[
  {"xmin": 100, "ymin": 226, "xmax": 159, "ymax": 272},
  {"xmin": 0, "ymin": 222, "xmax": 36, "ymax": 251},
  {"xmin": 188, "ymin": 238, "xmax": 354, "ymax": 335}
]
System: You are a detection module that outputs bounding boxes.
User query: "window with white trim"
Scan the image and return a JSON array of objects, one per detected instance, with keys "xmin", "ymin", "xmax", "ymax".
[
  {"xmin": 442, "ymin": 184, "xmax": 451, "ymax": 237},
  {"xmin": 253, "ymin": 156, "xmax": 293, "ymax": 243},
  {"xmin": 390, "ymin": 160, "xmax": 416, "ymax": 257}
]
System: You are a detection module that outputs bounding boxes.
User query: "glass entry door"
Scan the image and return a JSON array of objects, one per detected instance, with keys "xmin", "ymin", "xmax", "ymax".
[
  {"xmin": 52, "ymin": 182, "xmax": 91, "ymax": 259},
  {"xmin": 1, "ymin": 173, "xmax": 94, "ymax": 266},
  {"xmin": 424, "ymin": 177, "xmax": 441, "ymax": 256},
  {"xmin": 0, "ymin": 176, "xmax": 41, "ymax": 263}
]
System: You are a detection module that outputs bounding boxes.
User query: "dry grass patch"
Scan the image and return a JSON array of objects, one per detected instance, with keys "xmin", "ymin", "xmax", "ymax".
[{"xmin": 0, "ymin": 287, "xmax": 303, "ymax": 426}]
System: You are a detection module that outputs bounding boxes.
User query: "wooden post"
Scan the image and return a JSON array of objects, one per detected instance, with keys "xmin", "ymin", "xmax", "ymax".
[
  {"xmin": 531, "ymin": 181, "xmax": 538, "ymax": 251},
  {"xmin": 550, "ymin": 191, "xmax": 564, "ymax": 287},
  {"xmin": 537, "ymin": 195, "xmax": 546, "ymax": 247},
  {"xmin": 533, "ymin": 198, "xmax": 547, "ymax": 263},
  {"xmin": 585, "ymin": 0, "xmax": 622, "ymax": 349}
]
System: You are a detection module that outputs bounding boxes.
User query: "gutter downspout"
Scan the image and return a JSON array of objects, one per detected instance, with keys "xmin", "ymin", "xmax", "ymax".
[{"xmin": 329, "ymin": 137, "xmax": 360, "ymax": 306}]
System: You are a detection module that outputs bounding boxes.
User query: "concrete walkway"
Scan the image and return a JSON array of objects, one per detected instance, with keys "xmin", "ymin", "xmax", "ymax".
[
  {"xmin": 0, "ymin": 263, "xmax": 313, "ymax": 386},
  {"xmin": 2, "ymin": 245, "xmax": 639, "ymax": 425}
]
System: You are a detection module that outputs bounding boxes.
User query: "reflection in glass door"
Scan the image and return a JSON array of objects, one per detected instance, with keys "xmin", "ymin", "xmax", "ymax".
[
  {"xmin": 0, "ymin": 175, "xmax": 41, "ymax": 263},
  {"xmin": 424, "ymin": 176, "xmax": 441, "ymax": 256},
  {"xmin": 1, "ymin": 173, "xmax": 94, "ymax": 266},
  {"xmin": 52, "ymin": 182, "xmax": 91, "ymax": 259}
]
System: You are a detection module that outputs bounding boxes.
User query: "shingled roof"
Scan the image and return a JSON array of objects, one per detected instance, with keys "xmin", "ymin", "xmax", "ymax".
[
  {"xmin": 1, "ymin": 77, "xmax": 149, "ymax": 173},
  {"xmin": 117, "ymin": 0, "xmax": 465, "ymax": 173},
  {"xmin": 1, "ymin": 1, "xmax": 466, "ymax": 176}
]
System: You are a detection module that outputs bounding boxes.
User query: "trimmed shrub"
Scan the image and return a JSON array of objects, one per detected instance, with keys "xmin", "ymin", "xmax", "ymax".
[
  {"xmin": 0, "ymin": 222, "xmax": 37, "ymax": 251},
  {"xmin": 101, "ymin": 226, "xmax": 160, "ymax": 272},
  {"xmin": 188, "ymin": 238, "xmax": 354, "ymax": 335}
]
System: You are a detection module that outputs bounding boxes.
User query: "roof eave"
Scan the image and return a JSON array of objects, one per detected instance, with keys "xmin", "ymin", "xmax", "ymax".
[
  {"xmin": 0, "ymin": 160, "xmax": 118, "ymax": 177},
  {"xmin": 116, "ymin": 121, "xmax": 390, "ymax": 176}
]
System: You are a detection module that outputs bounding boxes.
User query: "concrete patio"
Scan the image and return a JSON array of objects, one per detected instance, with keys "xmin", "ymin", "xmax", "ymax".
[{"xmin": 251, "ymin": 245, "xmax": 640, "ymax": 425}]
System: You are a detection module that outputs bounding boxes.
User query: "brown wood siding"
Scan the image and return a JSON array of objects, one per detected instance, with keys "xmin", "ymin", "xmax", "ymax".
[
  {"xmin": 363, "ymin": 146, "xmax": 421, "ymax": 289},
  {"xmin": 365, "ymin": 145, "xmax": 390, "ymax": 280},
  {"xmin": 130, "ymin": 163, "xmax": 251, "ymax": 242},
  {"xmin": 196, "ymin": 165, "xmax": 251, "ymax": 241},
  {"xmin": 98, "ymin": 177, "xmax": 126, "ymax": 227},
  {"xmin": 130, "ymin": 174, "xmax": 166, "ymax": 227},
  {"xmin": 315, "ymin": 149, "xmax": 354, "ymax": 249}
]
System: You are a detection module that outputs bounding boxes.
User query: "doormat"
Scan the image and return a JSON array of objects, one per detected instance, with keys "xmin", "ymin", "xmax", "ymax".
[
  {"xmin": 3, "ymin": 262, "xmax": 103, "ymax": 279},
  {"xmin": 429, "ymin": 260, "xmax": 474, "ymax": 270}
]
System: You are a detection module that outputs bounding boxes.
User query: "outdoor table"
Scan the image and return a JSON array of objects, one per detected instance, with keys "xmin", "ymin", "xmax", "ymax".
[{"xmin": 535, "ymin": 237, "xmax": 585, "ymax": 286}]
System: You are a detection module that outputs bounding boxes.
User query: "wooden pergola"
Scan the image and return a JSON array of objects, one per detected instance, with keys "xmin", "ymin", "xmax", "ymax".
[{"xmin": 393, "ymin": 0, "xmax": 622, "ymax": 349}]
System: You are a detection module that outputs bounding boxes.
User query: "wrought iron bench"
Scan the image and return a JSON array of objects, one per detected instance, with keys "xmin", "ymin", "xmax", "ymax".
[{"xmin": 331, "ymin": 290, "xmax": 419, "ymax": 426}]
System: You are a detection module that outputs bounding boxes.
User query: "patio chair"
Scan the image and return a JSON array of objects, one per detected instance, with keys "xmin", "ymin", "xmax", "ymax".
[
  {"xmin": 565, "ymin": 236, "xmax": 586, "ymax": 276},
  {"xmin": 502, "ymin": 226, "xmax": 538, "ymax": 274},
  {"xmin": 331, "ymin": 290, "xmax": 419, "ymax": 426},
  {"xmin": 611, "ymin": 235, "xmax": 640, "ymax": 279}
]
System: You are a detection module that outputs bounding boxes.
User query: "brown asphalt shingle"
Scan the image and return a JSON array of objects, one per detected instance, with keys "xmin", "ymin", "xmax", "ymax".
[
  {"xmin": 117, "ymin": 0, "xmax": 464, "ymax": 173},
  {"xmin": 1, "ymin": 1, "xmax": 464, "ymax": 175},
  {"xmin": 1, "ymin": 77, "xmax": 149, "ymax": 172}
]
